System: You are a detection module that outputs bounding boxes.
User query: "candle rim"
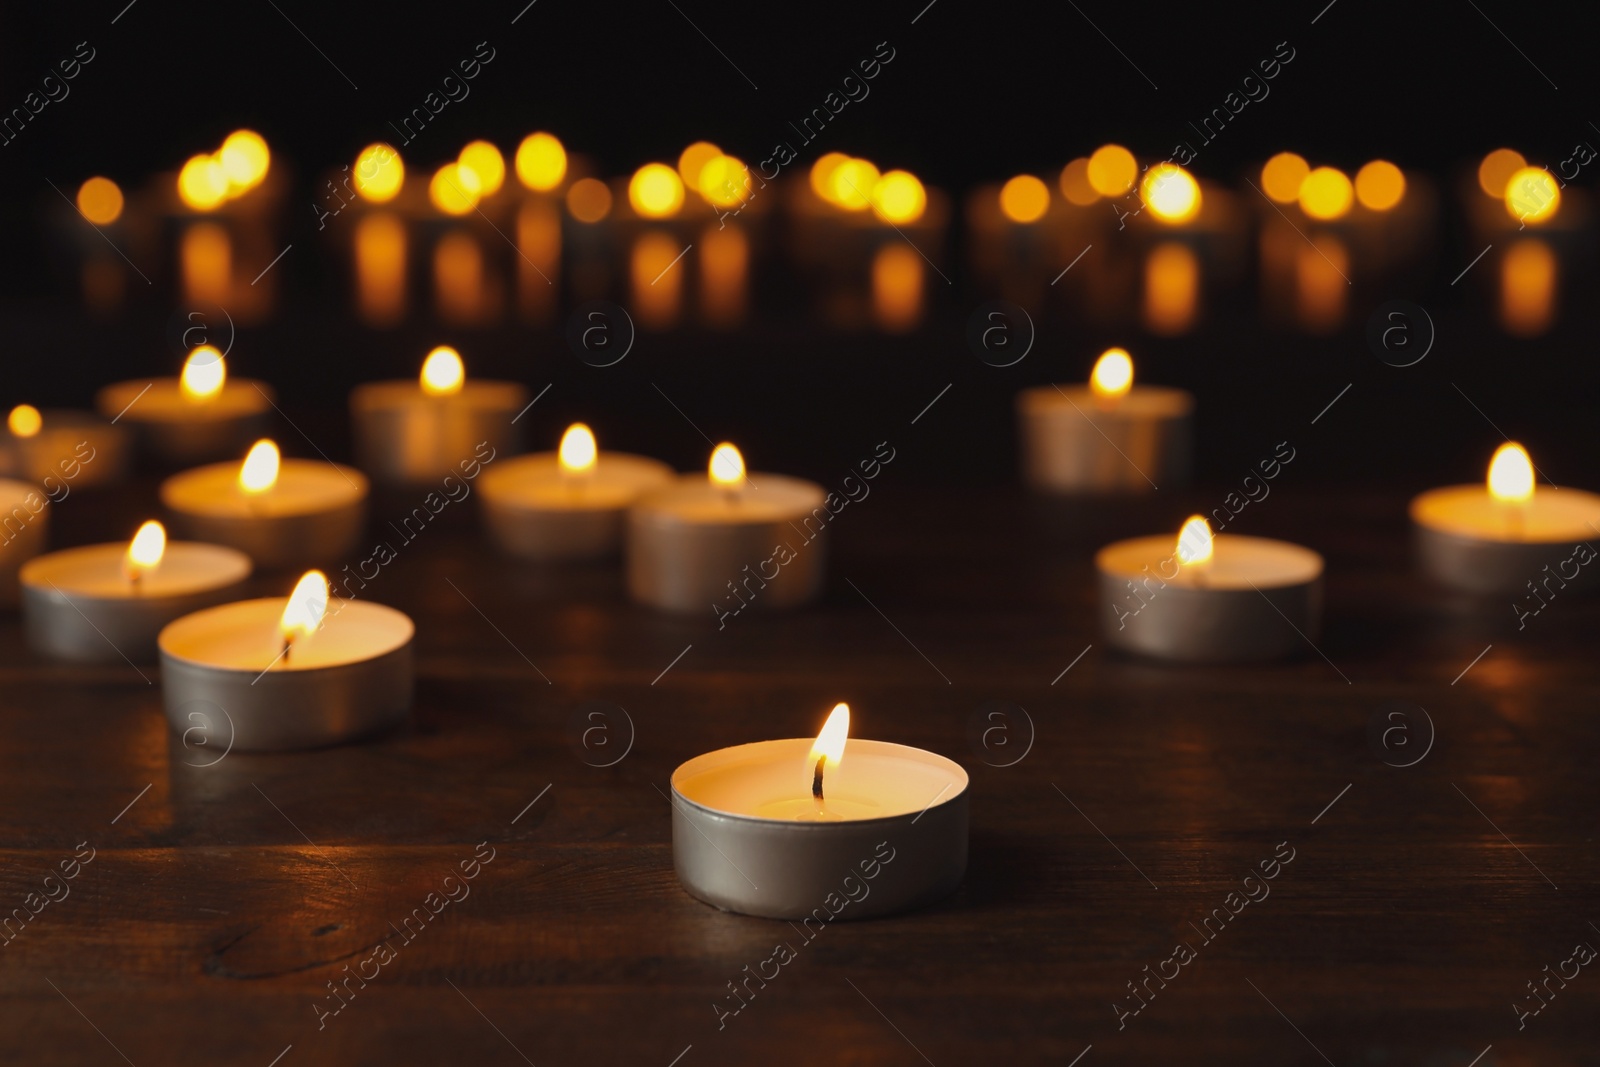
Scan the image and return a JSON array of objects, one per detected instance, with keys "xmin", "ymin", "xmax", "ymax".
[
  {"xmin": 19, "ymin": 540, "xmax": 252, "ymax": 602},
  {"xmin": 1410, "ymin": 483, "xmax": 1600, "ymax": 545},
  {"xmin": 158, "ymin": 596, "xmax": 413, "ymax": 674}
]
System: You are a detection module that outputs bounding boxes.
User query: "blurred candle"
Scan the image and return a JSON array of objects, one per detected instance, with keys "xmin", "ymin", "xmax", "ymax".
[
  {"xmin": 434, "ymin": 231, "xmax": 494, "ymax": 324},
  {"xmin": 181, "ymin": 222, "xmax": 232, "ymax": 305},
  {"xmin": 1294, "ymin": 236, "xmax": 1348, "ymax": 332},
  {"xmin": 631, "ymin": 231, "xmax": 682, "ymax": 329},
  {"xmin": 699, "ymin": 223, "xmax": 748, "ymax": 328},
  {"xmin": 1500, "ymin": 239, "xmax": 1556, "ymax": 336},
  {"xmin": 516, "ymin": 199, "xmax": 561, "ymax": 324},
  {"xmin": 1143, "ymin": 242, "xmax": 1199, "ymax": 335},
  {"xmin": 872, "ymin": 243, "xmax": 923, "ymax": 332},
  {"xmin": 355, "ymin": 212, "xmax": 406, "ymax": 326}
]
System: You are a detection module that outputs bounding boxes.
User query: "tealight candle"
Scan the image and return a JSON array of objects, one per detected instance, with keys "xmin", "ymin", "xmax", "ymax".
[
  {"xmin": 1412, "ymin": 442, "xmax": 1600, "ymax": 595},
  {"xmin": 670, "ymin": 702, "xmax": 968, "ymax": 919},
  {"xmin": 0, "ymin": 477, "xmax": 50, "ymax": 609},
  {"xmin": 20, "ymin": 520, "xmax": 250, "ymax": 663},
  {"xmin": 159, "ymin": 569, "xmax": 414, "ymax": 750},
  {"xmin": 1098, "ymin": 515, "xmax": 1324, "ymax": 662},
  {"xmin": 1017, "ymin": 347, "xmax": 1194, "ymax": 493},
  {"xmin": 627, "ymin": 443, "xmax": 827, "ymax": 614},
  {"xmin": 479, "ymin": 423, "xmax": 673, "ymax": 560},
  {"xmin": 95, "ymin": 348, "xmax": 274, "ymax": 465},
  {"xmin": 349, "ymin": 346, "xmax": 527, "ymax": 485},
  {"xmin": 1, "ymin": 404, "xmax": 129, "ymax": 488},
  {"xmin": 160, "ymin": 439, "xmax": 368, "ymax": 570}
]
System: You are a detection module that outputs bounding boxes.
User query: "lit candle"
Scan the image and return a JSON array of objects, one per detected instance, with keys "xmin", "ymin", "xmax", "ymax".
[
  {"xmin": 1143, "ymin": 242, "xmax": 1200, "ymax": 335},
  {"xmin": 1, "ymin": 403, "xmax": 128, "ymax": 488},
  {"xmin": 349, "ymin": 345, "xmax": 527, "ymax": 485},
  {"xmin": 158, "ymin": 569, "xmax": 414, "ymax": 750},
  {"xmin": 627, "ymin": 443, "xmax": 828, "ymax": 614},
  {"xmin": 1016, "ymin": 347, "xmax": 1194, "ymax": 493},
  {"xmin": 1411, "ymin": 442, "xmax": 1600, "ymax": 594},
  {"xmin": 19, "ymin": 519, "xmax": 250, "ymax": 662},
  {"xmin": 670, "ymin": 701, "xmax": 968, "ymax": 919},
  {"xmin": 96, "ymin": 346, "xmax": 275, "ymax": 465},
  {"xmin": 160, "ymin": 439, "xmax": 368, "ymax": 570},
  {"xmin": 1097, "ymin": 515, "xmax": 1324, "ymax": 662},
  {"xmin": 478, "ymin": 423, "xmax": 672, "ymax": 560},
  {"xmin": 355, "ymin": 212, "xmax": 407, "ymax": 326},
  {"xmin": 1499, "ymin": 239, "xmax": 1557, "ymax": 336},
  {"xmin": 0, "ymin": 477, "xmax": 50, "ymax": 609}
]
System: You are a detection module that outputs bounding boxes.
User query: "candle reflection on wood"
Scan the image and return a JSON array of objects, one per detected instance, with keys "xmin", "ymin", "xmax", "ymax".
[
  {"xmin": 1294, "ymin": 235, "xmax": 1348, "ymax": 333},
  {"xmin": 872, "ymin": 242, "xmax": 923, "ymax": 332},
  {"xmin": 1500, "ymin": 239, "xmax": 1556, "ymax": 336},
  {"xmin": 434, "ymin": 230, "xmax": 497, "ymax": 325},
  {"xmin": 355, "ymin": 212, "xmax": 406, "ymax": 327},
  {"xmin": 181, "ymin": 222, "xmax": 232, "ymax": 306},
  {"xmin": 516, "ymin": 199, "xmax": 561, "ymax": 324},
  {"xmin": 631, "ymin": 231, "xmax": 682, "ymax": 329},
  {"xmin": 699, "ymin": 224, "xmax": 748, "ymax": 328},
  {"xmin": 1142, "ymin": 242, "xmax": 1198, "ymax": 335}
]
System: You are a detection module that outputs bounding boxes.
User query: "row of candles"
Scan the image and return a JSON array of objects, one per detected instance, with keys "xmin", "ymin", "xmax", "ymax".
[
  {"xmin": 61, "ymin": 135, "xmax": 1583, "ymax": 336},
  {"xmin": 4, "ymin": 344, "xmax": 1597, "ymax": 920}
]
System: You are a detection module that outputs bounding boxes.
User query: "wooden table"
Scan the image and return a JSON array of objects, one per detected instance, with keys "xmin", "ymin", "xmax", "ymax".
[{"xmin": 3, "ymin": 481, "xmax": 1595, "ymax": 1065}]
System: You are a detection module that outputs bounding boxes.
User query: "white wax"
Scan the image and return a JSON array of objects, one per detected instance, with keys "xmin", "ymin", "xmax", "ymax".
[
  {"xmin": 161, "ymin": 459, "xmax": 367, "ymax": 519},
  {"xmin": 1097, "ymin": 533, "xmax": 1322, "ymax": 590},
  {"xmin": 480, "ymin": 452, "xmax": 672, "ymax": 512},
  {"xmin": 1021, "ymin": 384, "xmax": 1194, "ymax": 419},
  {"xmin": 160, "ymin": 597, "xmax": 412, "ymax": 673},
  {"xmin": 97, "ymin": 379, "xmax": 273, "ymax": 424},
  {"xmin": 673, "ymin": 739, "xmax": 968, "ymax": 822},
  {"xmin": 351, "ymin": 380, "xmax": 526, "ymax": 416},
  {"xmin": 1411, "ymin": 485, "xmax": 1600, "ymax": 543},
  {"xmin": 635, "ymin": 474, "xmax": 825, "ymax": 524},
  {"xmin": 21, "ymin": 542, "xmax": 250, "ymax": 600}
]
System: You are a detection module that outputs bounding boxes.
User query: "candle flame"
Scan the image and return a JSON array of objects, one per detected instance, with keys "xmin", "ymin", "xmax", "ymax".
[
  {"xmin": 1504, "ymin": 167, "xmax": 1560, "ymax": 224},
  {"xmin": 280, "ymin": 570, "xmax": 330, "ymax": 650},
  {"xmin": 809, "ymin": 702, "xmax": 851, "ymax": 775},
  {"xmin": 181, "ymin": 345, "xmax": 227, "ymax": 401},
  {"xmin": 1090, "ymin": 348, "xmax": 1134, "ymax": 401},
  {"xmin": 1488, "ymin": 442, "xmax": 1535, "ymax": 503},
  {"xmin": 1176, "ymin": 515, "xmax": 1214, "ymax": 567},
  {"xmin": 708, "ymin": 442, "xmax": 746, "ymax": 489},
  {"xmin": 559, "ymin": 423, "xmax": 598, "ymax": 474},
  {"xmin": 1141, "ymin": 163, "xmax": 1201, "ymax": 223},
  {"xmin": 7, "ymin": 404, "xmax": 42, "ymax": 438},
  {"xmin": 124, "ymin": 520, "xmax": 167, "ymax": 582},
  {"xmin": 516, "ymin": 132, "xmax": 568, "ymax": 192},
  {"xmin": 219, "ymin": 129, "xmax": 270, "ymax": 193},
  {"xmin": 420, "ymin": 346, "xmax": 465, "ymax": 396},
  {"xmin": 240, "ymin": 439, "xmax": 281, "ymax": 494}
]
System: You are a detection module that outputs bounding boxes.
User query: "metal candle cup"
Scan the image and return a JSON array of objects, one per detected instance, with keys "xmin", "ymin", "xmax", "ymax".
[
  {"xmin": 158, "ymin": 597, "xmax": 414, "ymax": 751},
  {"xmin": 20, "ymin": 542, "xmax": 250, "ymax": 663},
  {"xmin": 161, "ymin": 459, "xmax": 368, "ymax": 571},
  {"xmin": 95, "ymin": 379, "xmax": 274, "ymax": 466},
  {"xmin": 0, "ymin": 410, "xmax": 129, "ymax": 488},
  {"xmin": 627, "ymin": 474, "xmax": 827, "ymax": 613},
  {"xmin": 670, "ymin": 738, "xmax": 968, "ymax": 920},
  {"xmin": 1017, "ymin": 384, "xmax": 1193, "ymax": 493},
  {"xmin": 349, "ymin": 380, "xmax": 526, "ymax": 485},
  {"xmin": 479, "ymin": 451, "xmax": 673, "ymax": 560},
  {"xmin": 1410, "ymin": 485, "xmax": 1600, "ymax": 595},
  {"xmin": 1097, "ymin": 533, "xmax": 1323, "ymax": 663},
  {"xmin": 0, "ymin": 478, "xmax": 49, "ymax": 610}
]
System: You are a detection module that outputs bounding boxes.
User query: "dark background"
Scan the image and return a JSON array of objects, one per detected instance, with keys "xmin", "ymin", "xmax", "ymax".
[{"xmin": 1, "ymin": 0, "xmax": 1595, "ymax": 493}]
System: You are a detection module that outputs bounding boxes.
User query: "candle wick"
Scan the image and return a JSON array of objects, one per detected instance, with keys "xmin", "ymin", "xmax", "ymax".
[
  {"xmin": 812, "ymin": 756, "xmax": 825, "ymax": 800},
  {"xmin": 281, "ymin": 637, "xmax": 292, "ymax": 666}
]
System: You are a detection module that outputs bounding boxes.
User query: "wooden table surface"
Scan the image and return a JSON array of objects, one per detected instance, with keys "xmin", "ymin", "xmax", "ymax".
[{"xmin": 2, "ymin": 477, "xmax": 1596, "ymax": 1066}]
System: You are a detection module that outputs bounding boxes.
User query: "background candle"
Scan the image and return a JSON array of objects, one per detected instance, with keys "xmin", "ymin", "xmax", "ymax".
[
  {"xmin": 1412, "ymin": 442, "xmax": 1600, "ymax": 594},
  {"xmin": 96, "ymin": 348, "xmax": 274, "ymax": 465},
  {"xmin": 627, "ymin": 443, "xmax": 827, "ymax": 614},
  {"xmin": 350, "ymin": 345, "xmax": 526, "ymax": 485},
  {"xmin": 1017, "ymin": 348, "xmax": 1193, "ymax": 493},
  {"xmin": 21, "ymin": 521, "xmax": 250, "ymax": 662},
  {"xmin": 158, "ymin": 575, "xmax": 413, "ymax": 750},
  {"xmin": 161, "ymin": 440, "xmax": 368, "ymax": 569},
  {"xmin": 670, "ymin": 704, "xmax": 968, "ymax": 920},
  {"xmin": 1, "ymin": 404, "xmax": 129, "ymax": 488},
  {"xmin": 0, "ymin": 478, "xmax": 49, "ymax": 609},
  {"xmin": 1097, "ymin": 516, "xmax": 1324, "ymax": 663},
  {"xmin": 479, "ymin": 424, "xmax": 672, "ymax": 560}
]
